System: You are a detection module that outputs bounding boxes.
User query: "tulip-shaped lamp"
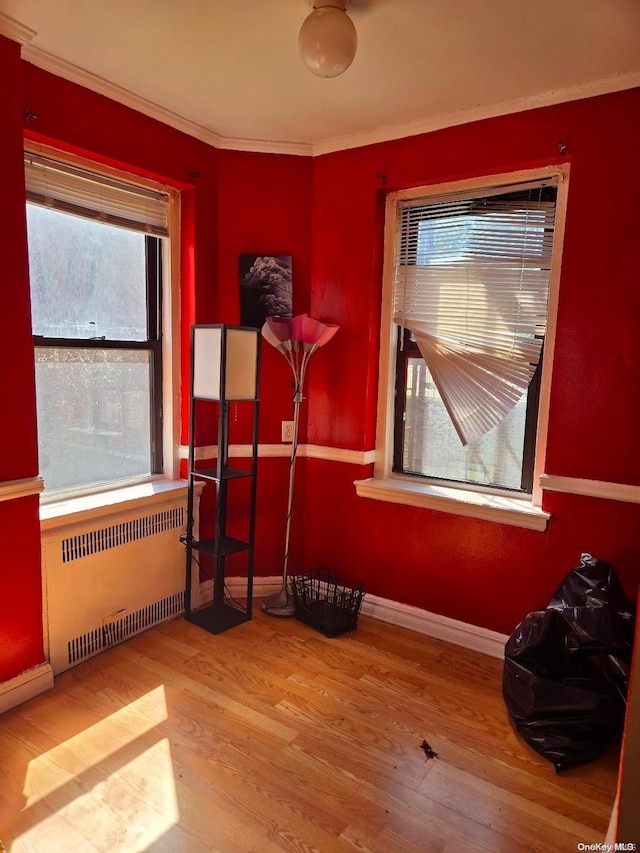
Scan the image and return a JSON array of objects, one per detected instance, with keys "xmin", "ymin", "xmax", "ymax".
[{"xmin": 261, "ymin": 314, "xmax": 339, "ymax": 617}]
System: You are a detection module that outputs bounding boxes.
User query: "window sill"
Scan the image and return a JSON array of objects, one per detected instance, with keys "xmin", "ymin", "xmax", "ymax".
[
  {"xmin": 40, "ymin": 478, "xmax": 190, "ymax": 532},
  {"xmin": 354, "ymin": 476, "xmax": 550, "ymax": 531}
]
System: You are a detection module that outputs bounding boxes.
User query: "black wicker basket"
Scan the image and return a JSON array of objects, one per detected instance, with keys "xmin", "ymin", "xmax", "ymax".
[{"xmin": 291, "ymin": 567, "xmax": 365, "ymax": 637}]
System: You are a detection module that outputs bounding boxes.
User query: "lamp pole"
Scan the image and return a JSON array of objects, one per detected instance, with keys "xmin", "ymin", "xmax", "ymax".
[
  {"xmin": 260, "ymin": 316, "xmax": 338, "ymax": 618},
  {"xmin": 262, "ymin": 344, "xmax": 310, "ymax": 617}
]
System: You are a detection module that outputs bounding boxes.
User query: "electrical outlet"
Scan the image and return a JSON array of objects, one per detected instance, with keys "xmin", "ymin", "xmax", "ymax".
[{"xmin": 281, "ymin": 421, "xmax": 294, "ymax": 442}]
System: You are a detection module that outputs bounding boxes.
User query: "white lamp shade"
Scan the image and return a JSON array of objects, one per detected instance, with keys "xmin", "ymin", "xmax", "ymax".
[
  {"xmin": 299, "ymin": 6, "xmax": 357, "ymax": 78},
  {"xmin": 192, "ymin": 326, "xmax": 259, "ymax": 401}
]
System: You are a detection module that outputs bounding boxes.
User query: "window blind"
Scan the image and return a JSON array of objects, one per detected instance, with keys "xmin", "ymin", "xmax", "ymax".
[
  {"xmin": 24, "ymin": 152, "xmax": 169, "ymax": 237},
  {"xmin": 394, "ymin": 178, "xmax": 558, "ymax": 446}
]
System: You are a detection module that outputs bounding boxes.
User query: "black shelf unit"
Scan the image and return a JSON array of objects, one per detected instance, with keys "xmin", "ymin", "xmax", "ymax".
[{"xmin": 184, "ymin": 324, "xmax": 261, "ymax": 635}]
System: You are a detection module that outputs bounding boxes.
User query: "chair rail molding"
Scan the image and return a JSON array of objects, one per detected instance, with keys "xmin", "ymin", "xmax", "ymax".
[
  {"xmin": 180, "ymin": 444, "xmax": 376, "ymax": 465},
  {"xmin": 540, "ymin": 474, "xmax": 640, "ymax": 504},
  {"xmin": 0, "ymin": 476, "xmax": 44, "ymax": 504}
]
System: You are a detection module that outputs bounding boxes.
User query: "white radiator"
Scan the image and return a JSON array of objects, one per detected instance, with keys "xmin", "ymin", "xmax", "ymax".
[{"xmin": 41, "ymin": 486, "xmax": 190, "ymax": 675}]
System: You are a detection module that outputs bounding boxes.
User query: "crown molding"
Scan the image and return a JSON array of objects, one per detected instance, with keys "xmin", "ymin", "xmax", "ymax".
[
  {"xmin": 214, "ymin": 135, "xmax": 312, "ymax": 157},
  {"xmin": 311, "ymin": 69, "xmax": 640, "ymax": 156},
  {"xmin": 21, "ymin": 44, "xmax": 227, "ymax": 148},
  {"xmin": 20, "ymin": 43, "xmax": 314, "ymax": 157},
  {"xmin": 14, "ymin": 35, "xmax": 640, "ymax": 158},
  {"xmin": 0, "ymin": 12, "xmax": 37, "ymax": 45}
]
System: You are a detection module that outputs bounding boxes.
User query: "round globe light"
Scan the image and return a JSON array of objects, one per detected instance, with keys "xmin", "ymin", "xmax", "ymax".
[{"xmin": 298, "ymin": 5, "xmax": 357, "ymax": 78}]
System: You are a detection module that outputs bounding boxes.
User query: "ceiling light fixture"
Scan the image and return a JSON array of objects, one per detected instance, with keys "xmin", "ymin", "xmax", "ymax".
[{"xmin": 298, "ymin": 0, "xmax": 357, "ymax": 79}]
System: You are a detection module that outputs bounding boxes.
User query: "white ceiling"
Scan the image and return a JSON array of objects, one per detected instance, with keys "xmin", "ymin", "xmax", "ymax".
[{"xmin": 2, "ymin": 0, "xmax": 640, "ymax": 155}]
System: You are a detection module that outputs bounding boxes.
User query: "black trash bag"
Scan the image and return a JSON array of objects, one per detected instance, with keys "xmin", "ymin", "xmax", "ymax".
[{"xmin": 503, "ymin": 553, "xmax": 636, "ymax": 772}]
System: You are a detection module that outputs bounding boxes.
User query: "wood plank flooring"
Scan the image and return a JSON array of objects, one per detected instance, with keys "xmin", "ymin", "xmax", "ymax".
[{"xmin": 0, "ymin": 606, "xmax": 620, "ymax": 852}]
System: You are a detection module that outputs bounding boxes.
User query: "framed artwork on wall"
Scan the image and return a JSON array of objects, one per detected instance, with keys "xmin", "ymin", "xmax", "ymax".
[{"xmin": 239, "ymin": 254, "xmax": 292, "ymax": 328}]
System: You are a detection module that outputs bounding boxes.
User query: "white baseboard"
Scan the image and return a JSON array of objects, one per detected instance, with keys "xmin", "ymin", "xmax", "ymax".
[
  {"xmin": 360, "ymin": 593, "xmax": 508, "ymax": 659},
  {"xmin": 219, "ymin": 576, "xmax": 508, "ymax": 659},
  {"xmin": 0, "ymin": 663, "xmax": 54, "ymax": 715}
]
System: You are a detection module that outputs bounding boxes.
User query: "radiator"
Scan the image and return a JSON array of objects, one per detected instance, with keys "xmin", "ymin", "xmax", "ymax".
[{"xmin": 42, "ymin": 488, "xmax": 190, "ymax": 675}]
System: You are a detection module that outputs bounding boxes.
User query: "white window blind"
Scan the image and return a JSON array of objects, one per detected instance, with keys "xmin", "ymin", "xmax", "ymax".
[
  {"xmin": 24, "ymin": 152, "xmax": 168, "ymax": 237},
  {"xmin": 393, "ymin": 178, "xmax": 558, "ymax": 446}
]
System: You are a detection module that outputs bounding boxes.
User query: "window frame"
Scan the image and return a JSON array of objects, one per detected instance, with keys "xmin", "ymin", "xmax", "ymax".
[
  {"xmin": 356, "ymin": 165, "xmax": 570, "ymax": 529},
  {"xmin": 25, "ymin": 143, "xmax": 181, "ymax": 502}
]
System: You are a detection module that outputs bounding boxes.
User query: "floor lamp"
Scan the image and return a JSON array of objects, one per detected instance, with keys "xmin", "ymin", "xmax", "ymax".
[{"xmin": 261, "ymin": 314, "xmax": 339, "ymax": 617}]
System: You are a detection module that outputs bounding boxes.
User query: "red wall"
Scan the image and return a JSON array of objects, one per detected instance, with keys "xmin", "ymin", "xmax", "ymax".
[
  {"xmin": 215, "ymin": 148, "xmax": 313, "ymax": 441},
  {"xmin": 0, "ymin": 37, "xmax": 43, "ymax": 680},
  {"xmin": 304, "ymin": 89, "xmax": 640, "ymax": 634},
  {"xmin": 0, "ymin": 39, "xmax": 38, "ymax": 482},
  {"xmin": 2, "ymin": 34, "xmax": 639, "ymax": 688},
  {"xmin": 213, "ymin": 149, "xmax": 313, "ymax": 573}
]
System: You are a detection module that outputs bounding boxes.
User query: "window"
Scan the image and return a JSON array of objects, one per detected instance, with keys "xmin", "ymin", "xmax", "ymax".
[
  {"xmin": 393, "ymin": 178, "xmax": 558, "ymax": 493},
  {"xmin": 356, "ymin": 168, "xmax": 568, "ymax": 529},
  {"xmin": 25, "ymin": 150, "xmax": 171, "ymax": 496}
]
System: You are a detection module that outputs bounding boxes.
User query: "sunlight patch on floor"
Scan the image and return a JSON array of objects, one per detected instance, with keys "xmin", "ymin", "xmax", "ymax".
[
  {"xmin": 14, "ymin": 687, "xmax": 178, "ymax": 851},
  {"xmin": 22, "ymin": 686, "xmax": 168, "ymax": 806}
]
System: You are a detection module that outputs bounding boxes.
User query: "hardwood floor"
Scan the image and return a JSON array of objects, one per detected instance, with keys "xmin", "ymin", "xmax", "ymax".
[{"xmin": 0, "ymin": 606, "xmax": 620, "ymax": 852}]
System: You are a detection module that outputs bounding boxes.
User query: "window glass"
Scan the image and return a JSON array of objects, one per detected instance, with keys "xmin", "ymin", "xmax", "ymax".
[
  {"xmin": 28, "ymin": 205, "xmax": 148, "ymax": 341},
  {"xmin": 34, "ymin": 348, "xmax": 152, "ymax": 492},
  {"xmin": 401, "ymin": 356, "xmax": 527, "ymax": 490},
  {"xmin": 27, "ymin": 193, "xmax": 162, "ymax": 496}
]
